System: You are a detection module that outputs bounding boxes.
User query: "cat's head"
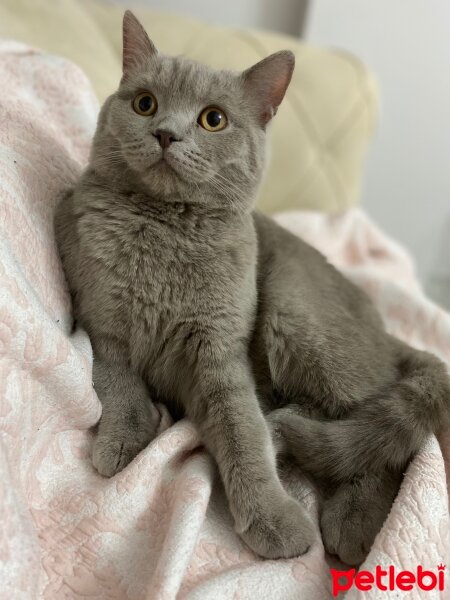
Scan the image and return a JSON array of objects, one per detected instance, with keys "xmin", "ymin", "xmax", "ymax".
[{"xmin": 91, "ymin": 11, "xmax": 294, "ymax": 211}]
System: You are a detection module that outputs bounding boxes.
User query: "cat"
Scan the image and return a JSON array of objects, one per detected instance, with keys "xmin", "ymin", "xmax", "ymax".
[{"xmin": 55, "ymin": 10, "xmax": 450, "ymax": 565}]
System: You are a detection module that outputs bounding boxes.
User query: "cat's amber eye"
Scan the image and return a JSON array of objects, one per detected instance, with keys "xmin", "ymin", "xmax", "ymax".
[
  {"xmin": 133, "ymin": 92, "xmax": 158, "ymax": 116},
  {"xmin": 198, "ymin": 107, "xmax": 227, "ymax": 132}
]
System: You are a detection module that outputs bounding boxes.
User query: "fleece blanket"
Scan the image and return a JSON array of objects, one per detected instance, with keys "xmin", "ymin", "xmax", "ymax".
[{"xmin": 1, "ymin": 43, "xmax": 449, "ymax": 600}]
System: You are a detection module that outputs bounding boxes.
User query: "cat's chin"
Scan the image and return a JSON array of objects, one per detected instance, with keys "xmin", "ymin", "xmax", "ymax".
[
  {"xmin": 151, "ymin": 157, "xmax": 177, "ymax": 174},
  {"xmin": 140, "ymin": 161, "xmax": 190, "ymax": 197}
]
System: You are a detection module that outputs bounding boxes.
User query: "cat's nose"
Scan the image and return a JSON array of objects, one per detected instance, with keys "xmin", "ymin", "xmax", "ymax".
[{"xmin": 153, "ymin": 129, "xmax": 180, "ymax": 150}]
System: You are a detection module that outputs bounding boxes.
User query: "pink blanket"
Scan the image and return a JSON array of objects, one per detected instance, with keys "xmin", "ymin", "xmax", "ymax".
[{"xmin": 1, "ymin": 43, "xmax": 449, "ymax": 599}]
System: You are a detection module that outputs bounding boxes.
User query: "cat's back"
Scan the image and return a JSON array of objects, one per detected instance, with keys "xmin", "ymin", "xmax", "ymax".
[
  {"xmin": 252, "ymin": 211, "xmax": 396, "ymax": 407},
  {"xmin": 253, "ymin": 210, "xmax": 378, "ymax": 324}
]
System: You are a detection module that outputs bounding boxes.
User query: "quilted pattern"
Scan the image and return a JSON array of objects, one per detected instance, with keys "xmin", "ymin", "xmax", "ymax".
[{"xmin": 0, "ymin": 0, "xmax": 378, "ymax": 213}]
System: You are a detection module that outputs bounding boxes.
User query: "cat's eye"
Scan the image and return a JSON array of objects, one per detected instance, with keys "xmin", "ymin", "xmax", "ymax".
[
  {"xmin": 198, "ymin": 107, "xmax": 227, "ymax": 132},
  {"xmin": 133, "ymin": 92, "xmax": 158, "ymax": 116}
]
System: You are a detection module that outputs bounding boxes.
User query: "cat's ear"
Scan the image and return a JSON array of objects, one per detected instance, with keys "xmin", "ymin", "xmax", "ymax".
[
  {"xmin": 242, "ymin": 51, "xmax": 295, "ymax": 125},
  {"xmin": 122, "ymin": 10, "xmax": 157, "ymax": 76}
]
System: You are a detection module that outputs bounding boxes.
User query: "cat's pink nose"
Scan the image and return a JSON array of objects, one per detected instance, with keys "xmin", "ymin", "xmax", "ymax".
[{"xmin": 153, "ymin": 129, "xmax": 179, "ymax": 150}]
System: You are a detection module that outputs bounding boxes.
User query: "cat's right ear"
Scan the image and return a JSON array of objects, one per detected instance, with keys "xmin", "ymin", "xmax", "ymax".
[{"xmin": 122, "ymin": 10, "xmax": 157, "ymax": 77}]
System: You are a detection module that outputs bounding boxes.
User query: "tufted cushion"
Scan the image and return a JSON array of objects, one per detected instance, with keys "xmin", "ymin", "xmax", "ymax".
[{"xmin": 0, "ymin": 0, "xmax": 378, "ymax": 213}]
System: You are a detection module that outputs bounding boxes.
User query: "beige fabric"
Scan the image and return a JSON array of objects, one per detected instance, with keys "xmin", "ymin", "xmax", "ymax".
[{"xmin": 0, "ymin": 0, "xmax": 378, "ymax": 212}]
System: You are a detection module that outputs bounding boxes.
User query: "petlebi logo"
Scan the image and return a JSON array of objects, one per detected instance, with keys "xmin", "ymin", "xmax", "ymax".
[{"xmin": 331, "ymin": 564, "xmax": 446, "ymax": 596}]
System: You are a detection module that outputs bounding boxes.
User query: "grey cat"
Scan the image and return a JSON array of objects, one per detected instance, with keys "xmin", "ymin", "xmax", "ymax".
[{"xmin": 55, "ymin": 11, "xmax": 450, "ymax": 565}]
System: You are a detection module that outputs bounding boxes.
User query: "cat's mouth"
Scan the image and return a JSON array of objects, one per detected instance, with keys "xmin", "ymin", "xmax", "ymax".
[
  {"xmin": 153, "ymin": 155, "xmax": 176, "ymax": 172},
  {"xmin": 154, "ymin": 151, "xmax": 190, "ymax": 178},
  {"xmin": 145, "ymin": 150, "xmax": 202, "ymax": 186}
]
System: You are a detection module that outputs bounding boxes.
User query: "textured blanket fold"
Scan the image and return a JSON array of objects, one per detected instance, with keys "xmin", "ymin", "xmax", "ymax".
[{"xmin": 0, "ymin": 43, "xmax": 449, "ymax": 600}]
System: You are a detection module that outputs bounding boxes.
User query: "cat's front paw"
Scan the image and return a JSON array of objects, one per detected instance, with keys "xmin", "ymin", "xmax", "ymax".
[
  {"xmin": 240, "ymin": 496, "xmax": 315, "ymax": 559},
  {"xmin": 92, "ymin": 421, "xmax": 160, "ymax": 477}
]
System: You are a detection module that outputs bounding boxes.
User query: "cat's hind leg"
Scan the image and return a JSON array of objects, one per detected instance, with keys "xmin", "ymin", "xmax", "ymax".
[
  {"xmin": 268, "ymin": 407, "xmax": 402, "ymax": 564},
  {"xmin": 319, "ymin": 470, "xmax": 401, "ymax": 565},
  {"xmin": 269, "ymin": 343, "xmax": 450, "ymax": 482},
  {"xmin": 268, "ymin": 340, "xmax": 450, "ymax": 564}
]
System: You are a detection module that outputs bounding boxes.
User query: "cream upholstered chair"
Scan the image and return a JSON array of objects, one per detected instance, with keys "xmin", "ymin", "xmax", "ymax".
[{"xmin": 0, "ymin": 0, "xmax": 378, "ymax": 214}]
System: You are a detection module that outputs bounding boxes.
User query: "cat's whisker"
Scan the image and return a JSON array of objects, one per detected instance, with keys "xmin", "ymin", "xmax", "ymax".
[
  {"xmin": 93, "ymin": 150, "xmax": 126, "ymax": 162},
  {"xmin": 214, "ymin": 170, "xmax": 251, "ymax": 192},
  {"xmin": 207, "ymin": 173, "xmax": 245, "ymax": 206},
  {"xmin": 211, "ymin": 172, "xmax": 246, "ymax": 200},
  {"xmin": 205, "ymin": 177, "xmax": 246, "ymax": 215}
]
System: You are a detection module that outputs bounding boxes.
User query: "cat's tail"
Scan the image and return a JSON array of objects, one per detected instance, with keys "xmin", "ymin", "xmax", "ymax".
[{"xmin": 269, "ymin": 346, "xmax": 450, "ymax": 481}]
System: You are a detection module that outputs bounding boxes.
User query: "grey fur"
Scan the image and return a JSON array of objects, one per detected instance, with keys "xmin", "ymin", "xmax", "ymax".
[{"xmin": 55, "ymin": 11, "xmax": 450, "ymax": 564}]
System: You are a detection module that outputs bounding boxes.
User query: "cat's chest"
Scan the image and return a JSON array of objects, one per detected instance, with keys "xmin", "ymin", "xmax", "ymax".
[
  {"xmin": 75, "ymin": 204, "xmax": 256, "ymax": 387},
  {"xmin": 80, "ymin": 210, "xmax": 222, "ymax": 319}
]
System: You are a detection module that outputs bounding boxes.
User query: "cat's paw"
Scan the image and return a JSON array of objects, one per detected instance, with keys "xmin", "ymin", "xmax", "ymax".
[
  {"xmin": 320, "ymin": 483, "xmax": 392, "ymax": 565},
  {"xmin": 240, "ymin": 496, "xmax": 315, "ymax": 559},
  {"xmin": 92, "ymin": 429, "xmax": 156, "ymax": 477},
  {"xmin": 92, "ymin": 401, "xmax": 165, "ymax": 477}
]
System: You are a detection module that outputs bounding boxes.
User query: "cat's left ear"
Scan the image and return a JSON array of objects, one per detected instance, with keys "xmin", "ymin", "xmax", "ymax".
[
  {"xmin": 242, "ymin": 51, "xmax": 295, "ymax": 126},
  {"xmin": 122, "ymin": 10, "xmax": 157, "ymax": 76}
]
